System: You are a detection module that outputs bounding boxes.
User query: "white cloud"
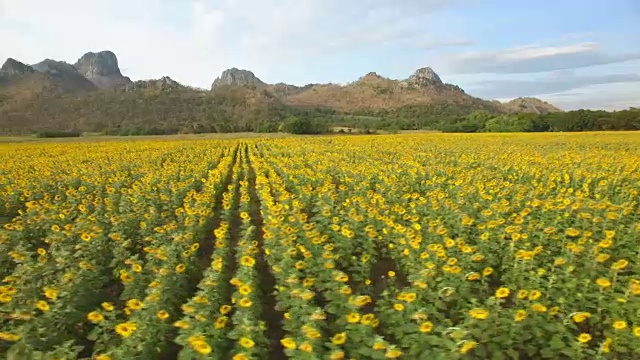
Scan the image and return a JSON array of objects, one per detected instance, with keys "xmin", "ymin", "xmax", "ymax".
[
  {"xmin": 444, "ymin": 41, "xmax": 640, "ymax": 74},
  {"xmin": 0, "ymin": 0, "xmax": 468, "ymax": 87},
  {"xmin": 495, "ymin": 43, "xmax": 597, "ymax": 61},
  {"xmin": 465, "ymin": 72, "xmax": 640, "ymax": 99},
  {"xmin": 0, "ymin": 0, "xmax": 232, "ymax": 88},
  {"xmin": 540, "ymin": 83, "xmax": 640, "ymax": 111}
]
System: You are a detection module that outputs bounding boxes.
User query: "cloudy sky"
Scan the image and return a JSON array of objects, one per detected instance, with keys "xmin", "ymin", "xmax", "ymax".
[{"xmin": 1, "ymin": 0, "xmax": 639, "ymax": 110}]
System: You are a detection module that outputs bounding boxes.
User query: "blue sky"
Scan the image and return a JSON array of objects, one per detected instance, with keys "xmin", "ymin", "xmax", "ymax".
[{"xmin": 1, "ymin": 0, "xmax": 639, "ymax": 110}]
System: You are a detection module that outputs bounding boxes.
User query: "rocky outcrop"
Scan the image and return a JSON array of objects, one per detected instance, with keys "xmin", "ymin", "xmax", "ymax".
[
  {"xmin": 502, "ymin": 97, "xmax": 562, "ymax": 114},
  {"xmin": 407, "ymin": 67, "xmax": 443, "ymax": 86},
  {"xmin": 211, "ymin": 68, "xmax": 265, "ymax": 89},
  {"xmin": 125, "ymin": 76, "xmax": 184, "ymax": 92},
  {"xmin": 32, "ymin": 59, "xmax": 97, "ymax": 91},
  {"xmin": 0, "ymin": 58, "xmax": 35, "ymax": 78},
  {"xmin": 74, "ymin": 51, "xmax": 132, "ymax": 89},
  {"xmin": 357, "ymin": 72, "xmax": 388, "ymax": 84}
]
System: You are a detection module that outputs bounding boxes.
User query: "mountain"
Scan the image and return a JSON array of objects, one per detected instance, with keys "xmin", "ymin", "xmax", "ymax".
[
  {"xmin": 211, "ymin": 68, "xmax": 265, "ymax": 89},
  {"xmin": 31, "ymin": 59, "xmax": 97, "ymax": 92},
  {"xmin": 501, "ymin": 97, "xmax": 562, "ymax": 114},
  {"xmin": 125, "ymin": 76, "xmax": 186, "ymax": 92},
  {"xmin": 208, "ymin": 66, "xmax": 562, "ymax": 114},
  {"xmin": 0, "ymin": 58, "xmax": 35, "ymax": 79},
  {"xmin": 1, "ymin": 51, "xmax": 567, "ymax": 135},
  {"xmin": 74, "ymin": 51, "xmax": 132, "ymax": 89},
  {"xmin": 279, "ymin": 69, "xmax": 498, "ymax": 112},
  {"xmin": 0, "ymin": 57, "xmax": 97, "ymax": 115}
]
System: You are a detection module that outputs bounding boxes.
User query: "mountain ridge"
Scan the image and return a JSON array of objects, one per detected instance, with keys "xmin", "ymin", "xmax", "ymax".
[
  {"xmin": 1, "ymin": 51, "xmax": 562, "ymax": 114},
  {"xmin": 209, "ymin": 67, "xmax": 560, "ymax": 114},
  {"xmin": 0, "ymin": 50, "xmax": 569, "ymax": 135},
  {"xmin": 74, "ymin": 50, "xmax": 132, "ymax": 89}
]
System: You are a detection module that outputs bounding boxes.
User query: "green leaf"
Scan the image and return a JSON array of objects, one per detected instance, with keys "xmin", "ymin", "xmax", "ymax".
[
  {"xmin": 549, "ymin": 335, "xmax": 565, "ymax": 350},
  {"xmin": 540, "ymin": 348, "xmax": 556, "ymax": 358}
]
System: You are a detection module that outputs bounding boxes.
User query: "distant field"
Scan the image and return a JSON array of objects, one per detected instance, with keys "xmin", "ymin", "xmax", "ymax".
[
  {"xmin": 1, "ymin": 132, "xmax": 640, "ymax": 359},
  {"xmin": 0, "ymin": 132, "xmax": 291, "ymax": 143}
]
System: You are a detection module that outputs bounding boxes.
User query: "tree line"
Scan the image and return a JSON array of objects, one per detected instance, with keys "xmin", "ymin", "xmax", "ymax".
[{"xmin": 1, "ymin": 86, "xmax": 638, "ymax": 135}]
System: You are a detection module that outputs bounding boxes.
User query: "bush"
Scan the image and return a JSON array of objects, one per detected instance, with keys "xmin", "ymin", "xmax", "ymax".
[
  {"xmin": 35, "ymin": 131, "xmax": 81, "ymax": 138},
  {"xmin": 280, "ymin": 116, "xmax": 327, "ymax": 134}
]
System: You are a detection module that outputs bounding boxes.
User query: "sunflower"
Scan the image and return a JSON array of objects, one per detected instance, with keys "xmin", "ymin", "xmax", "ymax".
[
  {"xmin": 339, "ymin": 286, "xmax": 352, "ymax": 295},
  {"xmin": 239, "ymin": 337, "xmax": 255, "ymax": 349},
  {"xmin": 191, "ymin": 339, "xmax": 212, "ymax": 355},
  {"xmin": 531, "ymin": 303, "xmax": 547, "ymax": 313},
  {"xmin": 577, "ymin": 333, "xmax": 592, "ymax": 343},
  {"xmin": 419, "ymin": 321, "xmax": 434, "ymax": 333},
  {"xmin": 565, "ymin": 228, "xmax": 580, "ymax": 237},
  {"xmin": 101, "ymin": 302, "xmax": 114, "ymax": 311},
  {"xmin": 495, "ymin": 287, "xmax": 510, "ymax": 299},
  {"xmin": 332, "ymin": 332, "xmax": 347, "ymax": 345},
  {"xmin": 175, "ymin": 264, "xmax": 186, "ymax": 273},
  {"xmin": 280, "ymin": 337, "xmax": 296, "ymax": 349},
  {"xmin": 514, "ymin": 310, "xmax": 527, "ymax": 322},
  {"xmin": 173, "ymin": 320, "xmax": 190, "ymax": 329},
  {"xmin": 460, "ymin": 340, "xmax": 478, "ymax": 354},
  {"xmin": 157, "ymin": 310, "xmax": 169, "ymax": 320},
  {"xmin": 572, "ymin": 312, "xmax": 591, "ymax": 323},
  {"xmin": 529, "ymin": 290, "xmax": 542, "ymax": 300},
  {"xmin": 36, "ymin": 301, "xmax": 50, "ymax": 312},
  {"xmin": 329, "ymin": 351, "xmax": 345, "ymax": 360},
  {"xmin": 126, "ymin": 299, "xmax": 144, "ymax": 311},
  {"xmin": 0, "ymin": 332, "xmax": 21, "ymax": 342},
  {"xmin": 613, "ymin": 320, "xmax": 627, "ymax": 330},
  {"xmin": 298, "ymin": 342, "xmax": 313, "ymax": 352},
  {"xmin": 466, "ymin": 273, "xmax": 480, "ymax": 281},
  {"xmin": 214, "ymin": 316, "xmax": 228, "ymax": 329},
  {"xmin": 87, "ymin": 311, "xmax": 104, "ymax": 323},
  {"xmin": 361, "ymin": 313, "xmax": 375, "ymax": 325},
  {"xmin": 353, "ymin": 295, "xmax": 372, "ymax": 307},
  {"xmin": 346, "ymin": 312, "xmax": 361, "ymax": 323},
  {"xmin": 115, "ymin": 322, "xmax": 137, "ymax": 337},
  {"xmin": 220, "ymin": 305, "xmax": 232, "ymax": 314},
  {"xmin": 468, "ymin": 308, "xmax": 489, "ymax": 320},
  {"xmin": 238, "ymin": 297, "xmax": 252, "ymax": 307},
  {"xmin": 43, "ymin": 288, "xmax": 58, "ymax": 300},
  {"xmin": 240, "ymin": 256, "xmax": 256, "ymax": 267},
  {"xmin": 239, "ymin": 285, "xmax": 252, "ymax": 295},
  {"xmin": 385, "ymin": 347, "xmax": 403, "ymax": 358},
  {"xmin": 596, "ymin": 278, "xmax": 612, "ymax": 288}
]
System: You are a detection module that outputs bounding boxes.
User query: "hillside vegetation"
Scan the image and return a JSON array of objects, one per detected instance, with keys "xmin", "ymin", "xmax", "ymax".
[{"xmin": 1, "ymin": 51, "xmax": 638, "ymax": 135}]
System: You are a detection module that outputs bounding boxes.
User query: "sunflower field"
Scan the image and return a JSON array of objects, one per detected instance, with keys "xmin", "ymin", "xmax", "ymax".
[{"xmin": 1, "ymin": 132, "xmax": 640, "ymax": 360}]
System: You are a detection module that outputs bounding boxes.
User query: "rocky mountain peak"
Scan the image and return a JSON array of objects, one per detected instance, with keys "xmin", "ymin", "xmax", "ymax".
[
  {"xmin": 358, "ymin": 72, "xmax": 386, "ymax": 83},
  {"xmin": 126, "ymin": 76, "xmax": 183, "ymax": 92},
  {"xmin": 74, "ymin": 50, "xmax": 132, "ymax": 89},
  {"xmin": 407, "ymin": 67, "xmax": 443, "ymax": 86},
  {"xmin": 211, "ymin": 68, "xmax": 265, "ymax": 89},
  {"xmin": 0, "ymin": 58, "xmax": 35, "ymax": 77},
  {"xmin": 502, "ymin": 97, "xmax": 562, "ymax": 114},
  {"xmin": 32, "ymin": 59, "xmax": 79, "ymax": 75}
]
